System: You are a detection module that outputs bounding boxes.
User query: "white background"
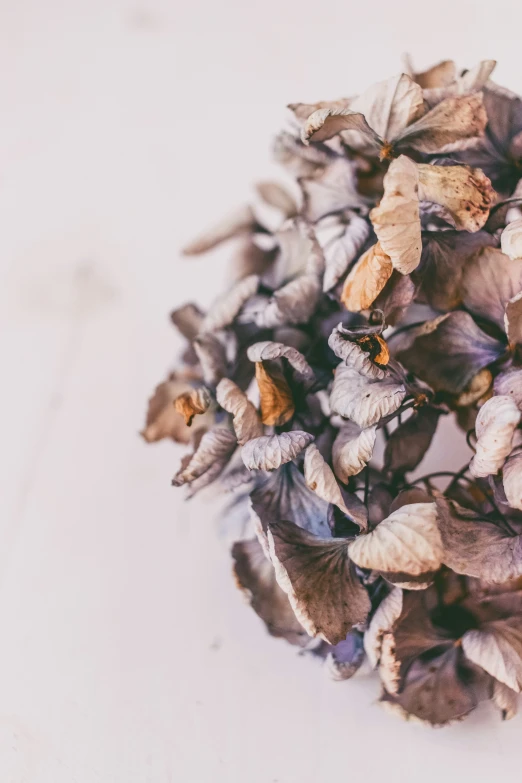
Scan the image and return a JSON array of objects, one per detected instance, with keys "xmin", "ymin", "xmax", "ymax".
[{"xmin": 0, "ymin": 1, "xmax": 521, "ymax": 780}]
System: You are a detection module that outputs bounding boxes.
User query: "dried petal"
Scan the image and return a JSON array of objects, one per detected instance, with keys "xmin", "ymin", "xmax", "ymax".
[
  {"xmin": 364, "ymin": 588, "xmax": 403, "ymax": 668},
  {"xmin": 495, "ymin": 368, "xmax": 522, "ymax": 410},
  {"xmin": 254, "ymin": 181, "xmax": 298, "ymax": 219},
  {"xmin": 341, "ymin": 242, "xmax": 393, "ymax": 311},
  {"xmin": 322, "ymin": 213, "xmax": 371, "ymax": 292},
  {"xmin": 349, "ymin": 73, "xmax": 424, "ymax": 142},
  {"xmin": 417, "ymin": 163, "xmax": 494, "ymax": 232},
  {"xmin": 173, "ymin": 387, "xmax": 212, "ymax": 426},
  {"xmin": 170, "ymin": 303, "xmax": 204, "ymax": 340},
  {"xmin": 303, "ymin": 443, "xmax": 354, "ymax": 518},
  {"xmin": 469, "ymin": 396, "xmax": 520, "ymax": 478},
  {"xmin": 247, "ymin": 340, "xmax": 315, "ymax": 382},
  {"xmin": 501, "ymin": 218, "xmax": 522, "ymax": 260},
  {"xmin": 384, "ymin": 407, "xmax": 440, "ymax": 475},
  {"xmin": 300, "ymin": 157, "xmax": 362, "ymax": 222},
  {"xmin": 492, "ymin": 680, "xmax": 519, "ymax": 720},
  {"xmin": 325, "ymin": 631, "xmax": 365, "ymax": 681},
  {"xmin": 141, "ymin": 376, "xmax": 212, "ymax": 444},
  {"xmin": 332, "ymin": 421, "xmax": 377, "ymax": 481},
  {"xmin": 267, "ymin": 520, "xmax": 370, "ymax": 644},
  {"xmin": 505, "ymin": 291, "xmax": 522, "ymax": 344},
  {"xmin": 328, "ymin": 324, "xmax": 389, "ymax": 380},
  {"xmin": 460, "ymin": 247, "xmax": 522, "ymax": 330},
  {"xmin": 396, "ymin": 311, "xmax": 505, "ymax": 394},
  {"xmin": 255, "ymin": 361, "xmax": 295, "ymax": 426},
  {"xmin": 348, "ymin": 503, "xmax": 443, "ymax": 585},
  {"xmin": 183, "ymin": 204, "xmax": 256, "ymax": 255},
  {"xmin": 172, "ymin": 426, "xmax": 237, "ymax": 489},
  {"xmin": 216, "ymin": 378, "xmax": 263, "ymax": 445},
  {"xmin": 193, "ymin": 332, "xmax": 229, "ymax": 387},
  {"xmin": 242, "ymin": 431, "xmax": 314, "ymax": 471},
  {"xmin": 302, "ymin": 108, "xmax": 380, "ymax": 147},
  {"xmin": 370, "ymin": 155, "xmax": 421, "ymax": 275},
  {"xmin": 372, "ymin": 271, "xmax": 415, "ymax": 326},
  {"xmin": 503, "ymin": 453, "xmax": 522, "ymax": 510},
  {"xmin": 462, "ymin": 618, "xmax": 522, "ymax": 692},
  {"xmin": 396, "ymin": 92, "xmax": 487, "ymax": 154},
  {"xmin": 200, "ymin": 274, "xmax": 259, "ymax": 332},
  {"xmin": 330, "ymin": 363, "xmax": 406, "ymax": 428}
]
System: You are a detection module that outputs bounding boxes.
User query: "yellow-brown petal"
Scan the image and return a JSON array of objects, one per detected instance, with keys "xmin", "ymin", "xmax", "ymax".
[{"xmin": 255, "ymin": 361, "xmax": 295, "ymax": 426}]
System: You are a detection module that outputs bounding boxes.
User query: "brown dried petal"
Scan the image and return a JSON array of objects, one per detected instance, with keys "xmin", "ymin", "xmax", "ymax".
[
  {"xmin": 173, "ymin": 387, "xmax": 212, "ymax": 426},
  {"xmin": 193, "ymin": 332, "xmax": 230, "ymax": 387},
  {"xmin": 384, "ymin": 407, "xmax": 440, "ymax": 475},
  {"xmin": 328, "ymin": 325, "xmax": 389, "ymax": 380},
  {"xmin": 242, "ymin": 431, "xmax": 314, "ymax": 471},
  {"xmin": 469, "ymin": 395, "xmax": 520, "ymax": 478},
  {"xmin": 341, "ymin": 242, "xmax": 393, "ymax": 312},
  {"xmin": 397, "ymin": 92, "xmax": 487, "ymax": 154},
  {"xmin": 349, "ymin": 73, "xmax": 424, "ymax": 142},
  {"xmin": 372, "ymin": 271, "xmax": 415, "ymax": 326},
  {"xmin": 407, "ymin": 59, "xmax": 456, "ymax": 90},
  {"xmin": 200, "ymin": 274, "xmax": 259, "ymax": 332},
  {"xmin": 460, "ymin": 247, "xmax": 522, "ymax": 331},
  {"xmin": 254, "ymin": 181, "xmax": 298, "ymax": 219},
  {"xmin": 216, "ymin": 378, "xmax": 263, "ymax": 445},
  {"xmin": 494, "ymin": 368, "xmax": 522, "ymax": 410},
  {"xmin": 503, "ymin": 453, "xmax": 522, "ymax": 511},
  {"xmin": 170, "ymin": 303, "xmax": 204, "ymax": 341},
  {"xmin": 171, "ymin": 426, "xmax": 237, "ymax": 488},
  {"xmin": 247, "ymin": 340, "xmax": 315, "ymax": 382},
  {"xmin": 370, "ymin": 155, "xmax": 421, "ymax": 275},
  {"xmin": 462, "ymin": 618, "xmax": 522, "ymax": 692},
  {"xmin": 255, "ymin": 362, "xmax": 295, "ymax": 427},
  {"xmin": 330, "ymin": 363, "xmax": 406, "ymax": 429},
  {"xmin": 505, "ymin": 291, "xmax": 522, "ymax": 345},
  {"xmin": 267, "ymin": 520, "xmax": 370, "ymax": 644},
  {"xmin": 322, "ymin": 213, "xmax": 371, "ymax": 292},
  {"xmin": 302, "ymin": 108, "xmax": 381, "ymax": 148},
  {"xmin": 417, "ymin": 163, "xmax": 494, "ymax": 232},
  {"xmin": 141, "ymin": 377, "xmax": 198, "ymax": 444},
  {"xmin": 300, "ymin": 157, "xmax": 363, "ymax": 223},
  {"xmin": 325, "ymin": 631, "xmax": 365, "ymax": 681},
  {"xmin": 364, "ymin": 588, "xmax": 403, "ymax": 668}
]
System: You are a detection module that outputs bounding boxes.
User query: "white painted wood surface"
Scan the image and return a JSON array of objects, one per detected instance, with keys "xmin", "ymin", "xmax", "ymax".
[{"xmin": 1, "ymin": 1, "xmax": 521, "ymax": 780}]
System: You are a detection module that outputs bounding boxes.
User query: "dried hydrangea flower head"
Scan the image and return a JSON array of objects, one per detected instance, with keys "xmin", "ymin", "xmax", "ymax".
[{"xmin": 143, "ymin": 57, "xmax": 522, "ymax": 725}]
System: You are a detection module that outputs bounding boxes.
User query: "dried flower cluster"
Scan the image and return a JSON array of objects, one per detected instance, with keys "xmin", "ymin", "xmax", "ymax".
[{"xmin": 143, "ymin": 59, "xmax": 522, "ymax": 726}]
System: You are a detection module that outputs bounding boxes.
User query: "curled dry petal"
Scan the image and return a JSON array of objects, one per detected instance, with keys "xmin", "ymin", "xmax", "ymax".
[
  {"xmin": 405, "ymin": 58, "xmax": 456, "ymax": 89},
  {"xmin": 372, "ymin": 271, "xmax": 415, "ymax": 326},
  {"xmin": 349, "ymin": 73, "xmax": 424, "ymax": 142},
  {"xmin": 300, "ymin": 157, "xmax": 363, "ymax": 223},
  {"xmin": 267, "ymin": 520, "xmax": 371, "ymax": 645},
  {"xmin": 322, "ymin": 213, "xmax": 371, "ymax": 292},
  {"xmin": 364, "ymin": 588, "xmax": 403, "ymax": 668},
  {"xmin": 332, "ymin": 421, "xmax": 377, "ymax": 482},
  {"xmin": 255, "ymin": 362, "xmax": 295, "ymax": 426},
  {"xmin": 325, "ymin": 631, "xmax": 365, "ymax": 681},
  {"xmin": 328, "ymin": 325, "xmax": 389, "ymax": 380},
  {"xmin": 200, "ymin": 274, "xmax": 259, "ymax": 332},
  {"xmin": 247, "ymin": 340, "xmax": 315, "ymax": 382},
  {"xmin": 302, "ymin": 108, "xmax": 380, "ymax": 148},
  {"xmin": 370, "ymin": 155, "xmax": 421, "ymax": 274},
  {"xmin": 501, "ymin": 218, "xmax": 522, "ymax": 260},
  {"xmin": 193, "ymin": 332, "xmax": 229, "ymax": 387},
  {"xmin": 254, "ymin": 275, "xmax": 322, "ymax": 328},
  {"xmin": 242, "ymin": 431, "xmax": 314, "ymax": 471},
  {"xmin": 330, "ymin": 364, "xmax": 406, "ymax": 429},
  {"xmin": 417, "ymin": 163, "xmax": 494, "ymax": 232},
  {"xmin": 182, "ymin": 204, "xmax": 256, "ymax": 255},
  {"xmin": 492, "ymin": 680, "xmax": 519, "ymax": 720},
  {"xmin": 171, "ymin": 426, "xmax": 237, "ymax": 488},
  {"xmin": 173, "ymin": 387, "xmax": 212, "ymax": 426},
  {"xmin": 495, "ymin": 368, "xmax": 522, "ymax": 410},
  {"xmin": 503, "ymin": 453, "xmax": 522, "ymax": 511},
  {"xmin": 469, "ymin": 396, "xmax": 521, "ymax": 478},
  {"xmin": 462, "ymin": 618, "xmax": 522, "ymax": 692},
  {"xmin": 232, "ymin": 537, "xmax": 309, "ymax": 647},
  {"xmin": 216, "ymin": 378, "xmax": 264, "ymax": 446},
  {"xmin": 141, "ymin": 377, "xmax": 202, "ymax": 444},
  {"xmin": 341, "ymin": 242, "xmax": 393, "ymax": 312},
  {"xmin": 421, "ymin": 60, "xmax": 496, "ymax": 106},
  {"xmin": 303, "ymin": 443, "xmax": 354, "ymax": 519},
  {"xmin": 384, "ymin": 407, "xmax": 440, "ymax": 475},
  {"xmin": 348, "ymin": 503, "xmax": 443, "ymax": 584}
]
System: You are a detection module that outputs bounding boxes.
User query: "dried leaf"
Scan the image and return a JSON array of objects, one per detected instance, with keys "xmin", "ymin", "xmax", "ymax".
[
  {"xmin": 173, "ymin": 387, "xmax": 212, "ymax": 426},
  {"xmin": 330, "ymin": 363, "xmax": 406, "ymax": 428},
  {"xmin": 216, "ymin": 378, "xmax": 263, "ymax": 445},
  {"xmin": 255, "ymin": 361, "xmax": 295, "ymax": 426},
  {"xmin": 332, "ymin": 421, "xmax": 377, "ymax": 482},
  {"xmin": 267, "ymin": 520, "xmax": 370, "ymax": 644},
  {"xmin": 242, "ymin": 431, "xmax": 314, "ymax": 471},
  {"xmin": 341, "ymin": 242, "xmax": 393, "ymax": 311},
  {"xmin": 348, "ymin": 503, "xmax": 443, "ymax": 585},
  {"xmin": 501, "ymin": 218, "xmax": 522, "ymax": 260},
  {"xmin": 469, "ymin": 396, "xmax": 520, "ymax": 478},
  {"xmin": 370, "ymin": 155, "xmax": 421, "ymax": 275},
  {"xmin": 303, "ymin": 443, "xmax": 354, "ymax": 518},
  {"xmin": 417, "ymin": 163, "xmax": 494, "ymax": 232}
]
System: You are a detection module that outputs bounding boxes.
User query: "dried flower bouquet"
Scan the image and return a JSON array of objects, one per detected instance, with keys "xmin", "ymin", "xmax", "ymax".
[{"xmin": 143, "ymin": 59, "xmax": 522, "ymax": 726}]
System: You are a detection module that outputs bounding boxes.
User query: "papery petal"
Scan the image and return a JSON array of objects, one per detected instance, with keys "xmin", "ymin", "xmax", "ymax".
[
  {"xmin": 216, "ymin": 378, "xmax": 263, "ymax": 445},
  {"xmin": 417, "ymin": 163, "xmax": 494, "ymax": 232},
  {"xmin": 254, "ymin": 181, "xmax": 298, "ymax": 219},
  {"xmin": 173, "ymin": 387, "xmax": 212, "ymax": 426},
  {"xmin": 460, "ymin": 247, "xmax": 522, "ymax": 330},
  {"xmin": 267, "ymin": 520, "xmax": 370, "ymax": 644},
  {"xmin": 364, "ymin": 588, "xmax": 403, "ymax": 668},
  {"xmin": 242, "ymin": 431, "xmax": 314, "ymax": 471},
  {"xmin": 141, "ymin": 377, "xmax": 204, "ymax": 444},
  {"xmin": 501, "ymin": 219, "xmax": 522, "ymax": 260},
  {"xmin": 182, "ymin": 204, "xmax": 256, "ymax": 255},
  {"xmin": 193, "ymin": 332, "xmax": 230, "ymax": 387},
  {"xmin": 332, "ymin": 421, "xmax": 377, "ymax": 482},
  {"xmin": 325, "ymin": 631, "xmax": 365, "ymax": 681},
  {"xmin": 300, "ymin": 157, "xmax": 364, "ymax": 222},
  {"xmin": 170, "ymin": 303, "xmax": 204, "ymax": 340},
  {"xmin": 492, "ymin": 680, "xmax": 519, "ymax": 720},
  {"xmin": 330, "ymin": 363, "xmax": 406, "ymax": 428},
  {"xmin": 384, "ymin": 407, "xmax": 440, "ymax": 475},
  {"xmin": 396, "ymin": 93, "xmax": 487, "ymax": 154},
  {"xmin": 469, "ymin": 395, "xmax": 520, "ymax": 478},
  {"xmin": 462, "ymin": 618, "xmax": 522, "ymax": 692},
  {"xmin": 247, "ymin": 340, "xmax": 315, "ymax": 382},
  {"xmin": 322, "ymin": 213, "xmax": 371, "ymax": 292},
  {"xmin": 303, "ymin": 443, "xmax": 354, "ymax": 519},
  {"xmin": 370, "ymin": 155, "xmax": 421, "ymax": 275},
  {"xmin": 494, "ymin": 368, "xmax": 522, "ymax": 410},
  {"xmin": 372, "ymin": 271, "xmax": 415, "ymax": 326},
  {"xmin": 200, "ymin": 274, "xmax": 259, "ymax": 332},
  {"xmin": 328, "ymin": 324, "xmax": 389, "ymax": 380},
  {"xmin": 171, "ymin": 426, "xmax": 237, "ymax": 491},
  {"xmin": 302, "ymin": 108, "xmax": 381, "ymax": 148},
  {"xmin": 503, "ymin": 453, "xmax": 522, "ymax": 511},
  {"xmin": 349, "ymin": 73, "xmax": 424, "ymax": 141},
  {"xmin": 341, "ymin": 242, "xmax": 393, "ymax": 312},
  {"xmin": 505, "ymin": 291, "xmax": 522, "ymax": 344}
]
